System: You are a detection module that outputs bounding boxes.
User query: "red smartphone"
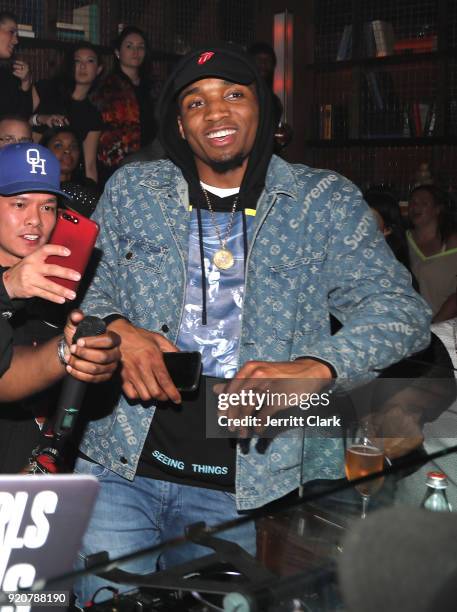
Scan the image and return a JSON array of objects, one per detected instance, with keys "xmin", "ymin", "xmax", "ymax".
[{"xmin": 46, "ymin": 209, "xmax": 99, "ymax": 292}]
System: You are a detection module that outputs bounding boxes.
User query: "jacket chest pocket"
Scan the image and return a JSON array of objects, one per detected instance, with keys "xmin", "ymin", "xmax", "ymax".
[
  {"xmin": 268, "ymin": 254, "xmax": 327, "ymax": 341},
  {"xmin": 118, "ymin": 237, "xmax": 170, "ymax": 325},
  {"xmin": 269, "ymin": 252, "xmax": 326, "ymax": 286},
  {"xmin": 119, "ymin": 237, "xmax": 169, "ymax": 274}
]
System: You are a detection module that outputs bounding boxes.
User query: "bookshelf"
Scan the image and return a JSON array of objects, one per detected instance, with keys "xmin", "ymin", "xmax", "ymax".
[
  {"xmin": 8, "ymin": 0, "xmax": 257, "ymax": 96},
  {"xmin": 301, "ymin": 0, "xmax": 457, "ymax": 199}
]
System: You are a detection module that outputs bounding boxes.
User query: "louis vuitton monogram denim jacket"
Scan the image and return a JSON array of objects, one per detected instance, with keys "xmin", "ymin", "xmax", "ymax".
[{"xmin": 79, "ymin": 155, "xmax": 431, "ymax": 510}]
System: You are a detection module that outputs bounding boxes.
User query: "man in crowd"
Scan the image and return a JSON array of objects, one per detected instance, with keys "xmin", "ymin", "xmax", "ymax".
[
  {"xmin": 0, "ymin": 142, "xmax": 120, "ymax": 469},
  {"xmin": 0, "ymin": 308, "xmax": 119, "ymax": 398},
  {"xmin": 74, "ymin": 43, "xmax": 430, "ymax": 602},
  {"xmin": 0, "ymin": 114, "xmax": 32, "ymax": 148}
]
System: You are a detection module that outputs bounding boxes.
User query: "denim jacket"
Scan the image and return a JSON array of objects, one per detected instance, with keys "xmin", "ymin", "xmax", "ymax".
[{"xmin": 79, "ymin": 155, "xmax": 431, "ymax": 510}]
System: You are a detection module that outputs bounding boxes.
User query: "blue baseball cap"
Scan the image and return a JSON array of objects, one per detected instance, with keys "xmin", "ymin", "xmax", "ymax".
[{"xmin": 0, "ymin": 142, "xmax": 71, "ymax": 200}]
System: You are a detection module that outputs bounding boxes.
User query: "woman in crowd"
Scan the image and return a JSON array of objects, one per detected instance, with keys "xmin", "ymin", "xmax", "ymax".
[
  {"xmin": 42, "ymin": 128, "xmax": 83, "ymax": 183},
  {"xmin": 0, "ymin": 11, "xmax": 32, "ymax": 118},
  {"xmin": 91, "ymin": 26, "xmax": 157, "ymax": 184},
  {"xmin": 41, "ymin": 127, "xmax": 99, "ymax": 217},
  {"xmin": 32, "ymin": 43, "xmax": 103, "ymax": 183},
  {"xmin": 364, "ymin": 188, "xmax": 411, "ymax": 271},
  {"xmin": 407, "ymin": 185, "xmax": 457, "ymax": 322}
]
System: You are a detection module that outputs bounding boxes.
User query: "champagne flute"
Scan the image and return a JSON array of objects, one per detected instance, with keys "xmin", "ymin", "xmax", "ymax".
[{"xmin": 345, "ymin": 428, "xmax": 384, "ymax": 519}]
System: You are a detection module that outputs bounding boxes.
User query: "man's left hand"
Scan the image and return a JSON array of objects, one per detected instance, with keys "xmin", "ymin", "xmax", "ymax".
[{"xmin": 63, "ymin": 310, "xmax": 121, "ymax": 383}]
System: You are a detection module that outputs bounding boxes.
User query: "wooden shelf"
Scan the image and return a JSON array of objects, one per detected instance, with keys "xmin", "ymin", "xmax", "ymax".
[
  {"xmin": 306, "ymin": 50, "xmax": 444, "ymax": 72},
  {"xmin": 19, "ymin": 37, "xmax": 179, "ymax": 63},
  {"xmin": 305, "ymin": 136, "xmax": 455, "ymax": 147},
  {"xmin": 302, "ymin": 0, "xmax": 457, "ymax": 196}
]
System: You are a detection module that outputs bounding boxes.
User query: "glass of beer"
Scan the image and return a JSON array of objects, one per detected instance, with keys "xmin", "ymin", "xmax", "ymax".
[{"xmin": 345, "ymin": 427, "xmax": 384, "ymax": 519}]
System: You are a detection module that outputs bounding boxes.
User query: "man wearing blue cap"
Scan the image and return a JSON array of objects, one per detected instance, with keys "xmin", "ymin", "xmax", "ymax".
[
  {"xmin": 0, "ymin": 143, "xmax": 120, "ymax": 467},
  {"xmin": 0, "ymin": 142, "xmax": 82, "ymax": 304},
  {"xmin": 74, "ymin": 43, "xmax": 431, "ymax": 603}
]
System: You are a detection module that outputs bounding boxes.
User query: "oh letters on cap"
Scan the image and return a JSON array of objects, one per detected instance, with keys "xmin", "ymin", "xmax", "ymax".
[{"xmin": 26, "ymin": 148, "xmax": 47, "ymax": 175}]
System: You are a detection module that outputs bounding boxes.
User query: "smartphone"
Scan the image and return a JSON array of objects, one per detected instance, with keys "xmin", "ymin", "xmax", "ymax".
[
  {"xmin": 46, "ymin": 209, "xmax": 100, "ymax": 292},
  {"xmin": 163, "ymin": 351, "xmax": 202, "ymax": 392}
]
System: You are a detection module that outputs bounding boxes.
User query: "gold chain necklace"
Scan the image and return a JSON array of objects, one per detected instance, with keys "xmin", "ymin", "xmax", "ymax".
[{"xmin": 201, "ymin": 187, "xmax": 239, "ymax": 270}]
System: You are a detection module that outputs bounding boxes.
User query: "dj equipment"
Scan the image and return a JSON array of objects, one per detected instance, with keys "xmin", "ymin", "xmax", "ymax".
[
  {"xmin": 68, "ymin": 444, "xmax": 457, "ymax": 612},
  {"xmin": 81, "ymin": 521, "xmax": 340, "ymax": 612},
  {"xmin": 0, "ymin": 475, "xmax": 99, "ymax": 609}
]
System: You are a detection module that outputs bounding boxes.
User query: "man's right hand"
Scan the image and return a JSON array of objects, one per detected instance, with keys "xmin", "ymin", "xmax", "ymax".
[
  {"xmin": 107, "ymin": 318, "xmax": 182, "ymax": 404},
  {"xmin": 2, "ymin": 244, "xmax": 81, "ymax": 303}
]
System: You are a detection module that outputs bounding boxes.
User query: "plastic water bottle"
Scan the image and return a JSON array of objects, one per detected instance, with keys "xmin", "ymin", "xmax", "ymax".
[{"xmin": 420, "ymin": 471, "xmax": 452, "ymax": 512}]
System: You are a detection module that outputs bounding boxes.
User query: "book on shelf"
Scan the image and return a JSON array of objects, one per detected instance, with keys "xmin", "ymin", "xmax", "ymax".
[
  {"xmin": 412, "ymin": 102, "xmax": 422, "ymax": 136},
  {"xmin": 365, "ymin": 71, "xmax": 384, "ymax": 110},
  {"xmin": 449, "ymin": 100, "xmax": 457, "ymax": 135},
  {"xmin": 318, "ymin": 104, "xmax": 348, "ymax": 139},
  {"xmin": 423, "ymin": 103, "xmax": 436, "ymax": 136},
  {"xmin": 56, "ymin": 22, "xmax": 85, "ymax": 32},
  {"xmin": 18, "ymin": 29, "xmax": 35, "ymax": 38},
  {"xmin": 73, "ymin": 4, "xmax": 100, "ymax": 45},
  {"xmin": 404, "ymin": 103, "xmax": 416, "ymax": 137},
  {"xmin": 364, "ymin": 21, "xmax": 395, "ymax": 57},
  {"xmin": 363, "ymin": 70, "xmax": 403, "ymax": 137},
  {"xmin": 56, "ymin": 21, "xmax": 86, "ymax": 42},
  {"xmin": 21, "ymin": 0, "xmax": 44, "ymax": 38},
  {"xmin": 371, "ymin": 20, "xmax": 395, "ymax": 57},
  {"xmin": 418, "ymin": 103, "xmax": 429, "ymax": 133},
  {"xmin": 320, "ymin": 104, "xmax": 333, "ymax": 139},
  {"xmin": 363, "ymin": 22, "xmax": 376, "ymax": 58},
  {"xmin": 332, "ymin": 104, "xmax": 348, "ymax": 139},
  {"xmin": 337, "ymin": 24, "xmax": 352, "ymax": 61},
  {"xmin": 404, "ymin": 102, "xmax": 435, "ymax": 137},
  {"xmin": 18, "ymin": 24, "xmax": 35, "ymax": 38},
  {"xmin": 394, "ymin": 35, "xmax": 437, "ymax": 54}
]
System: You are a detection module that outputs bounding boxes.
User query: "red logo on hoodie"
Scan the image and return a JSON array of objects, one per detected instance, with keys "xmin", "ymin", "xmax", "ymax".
[{"xmin": 198, "ymin": 51, "xmax": 215, "ymax": 65}]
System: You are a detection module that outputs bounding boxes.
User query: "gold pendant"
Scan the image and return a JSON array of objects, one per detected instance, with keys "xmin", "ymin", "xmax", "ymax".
[{"xmin": 213, "ymin": 248, "xmax": 234, "ymax": 270}]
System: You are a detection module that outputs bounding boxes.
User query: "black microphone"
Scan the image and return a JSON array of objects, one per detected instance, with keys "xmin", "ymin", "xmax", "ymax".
[
  {"xmin": 27, "ymin": 316, "xmax": 106, "ymax": 474},
  {"xmin": 52, "ymin": 315, "xmax": 106, "ymax": 439}
]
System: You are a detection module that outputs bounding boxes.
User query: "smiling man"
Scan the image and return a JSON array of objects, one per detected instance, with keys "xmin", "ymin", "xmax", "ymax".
[{"xmin": 74, "ymin": 43, "xmax": 431, "ymax": 603}]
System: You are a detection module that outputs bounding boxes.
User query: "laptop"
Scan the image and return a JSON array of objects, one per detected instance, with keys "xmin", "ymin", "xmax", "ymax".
[{"xmin": 0, "ymin": 474, "xmax": 98, "ymax": 610}]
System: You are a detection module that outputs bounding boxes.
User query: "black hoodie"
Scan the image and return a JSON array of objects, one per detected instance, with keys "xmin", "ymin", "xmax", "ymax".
[{"xmin": 156, "ymin": 42, "xmax": 276, "ymax": 212}]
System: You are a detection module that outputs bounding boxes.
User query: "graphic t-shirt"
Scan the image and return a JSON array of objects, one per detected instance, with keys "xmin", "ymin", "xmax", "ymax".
[{"xmin": 138, "ymin": 188, "xmax": 256, "ymax": 489}]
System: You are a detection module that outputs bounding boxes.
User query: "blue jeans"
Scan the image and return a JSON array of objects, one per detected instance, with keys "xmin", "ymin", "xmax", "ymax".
[{"xmin": 73, "ymin": 458, "xmax": 256, "ymax": 606}]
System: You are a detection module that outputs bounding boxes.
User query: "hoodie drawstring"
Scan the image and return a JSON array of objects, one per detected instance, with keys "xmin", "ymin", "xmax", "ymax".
[
  {"xmin": 242, "ymin": 209, "xmax": 248, "ymax": 271},
  {"xmin": 195, "ymin": 201, "xmax": 208, "ymax": 326}
]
